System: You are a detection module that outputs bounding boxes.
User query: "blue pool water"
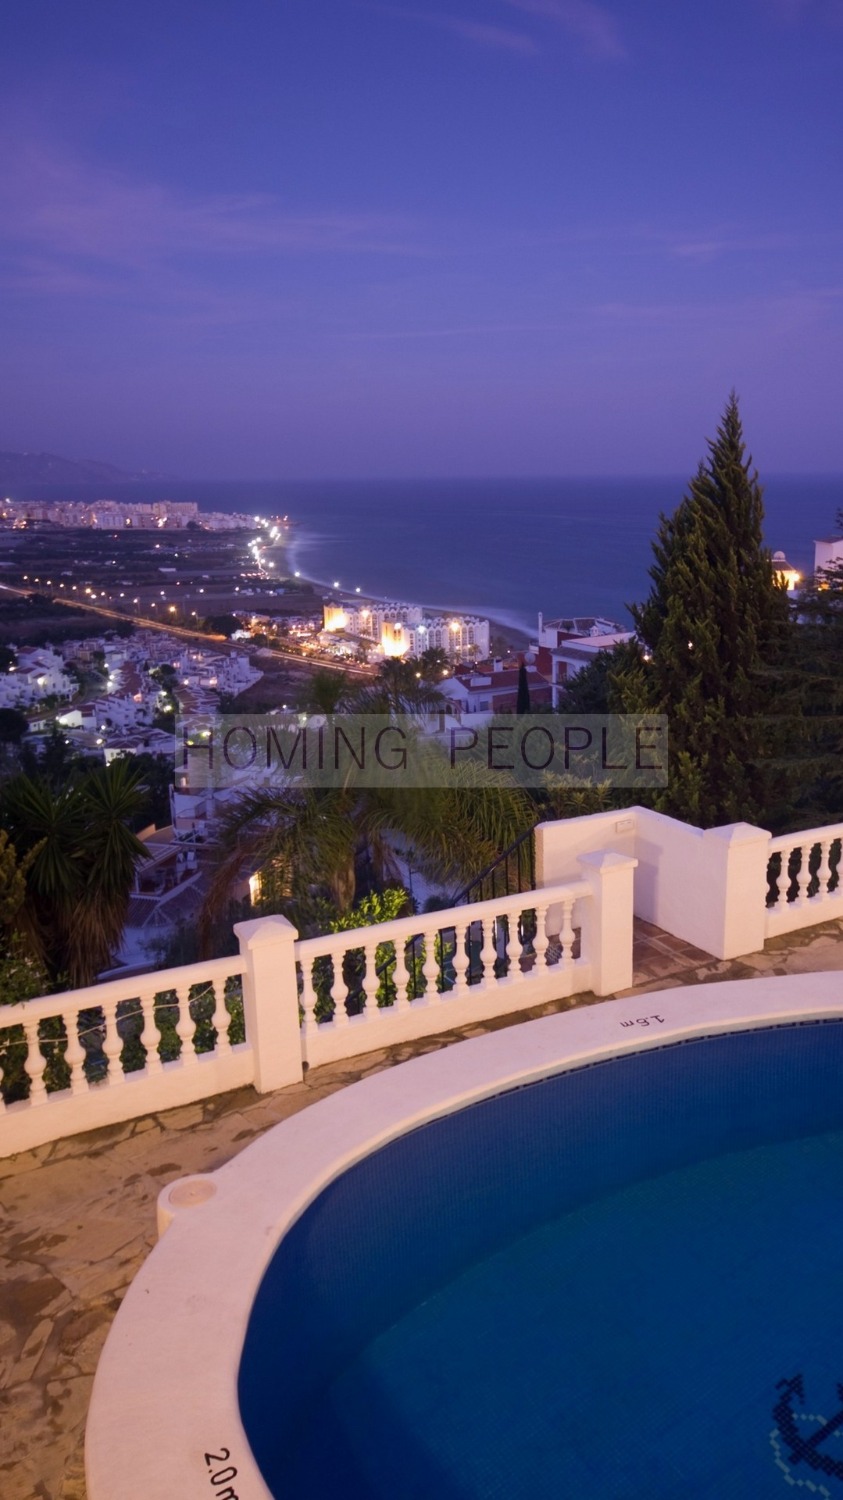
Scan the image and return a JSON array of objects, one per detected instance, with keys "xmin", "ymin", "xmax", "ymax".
[{"xmin": 239, "ymin": 1023, "xmax": 843, "ymax": 1499}]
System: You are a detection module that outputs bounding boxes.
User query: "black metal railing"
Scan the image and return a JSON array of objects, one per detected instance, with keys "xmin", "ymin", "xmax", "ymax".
[
  {"xmin": 452, "ymin": 825, "xmax": 536, "ymax": 907},
  {"xmin": 367, "ymin": 826, "xmax": 537, "ymax": 1001}
]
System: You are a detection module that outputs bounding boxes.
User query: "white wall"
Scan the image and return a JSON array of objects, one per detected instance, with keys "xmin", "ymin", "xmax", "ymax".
[{"xmin": 536, "ymin": 807, "xmax": 770, "ymax": 960}]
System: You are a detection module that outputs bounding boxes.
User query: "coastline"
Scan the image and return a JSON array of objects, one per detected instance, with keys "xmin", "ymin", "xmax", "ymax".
[{"xmin": 281, "ymin": 530, "xmax": 533, "ymax": 653}]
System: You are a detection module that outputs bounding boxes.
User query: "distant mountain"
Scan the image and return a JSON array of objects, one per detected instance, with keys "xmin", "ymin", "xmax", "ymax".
[{"xmin": 0, "ymin": 450, "xmax": 159, "ymax": 488}]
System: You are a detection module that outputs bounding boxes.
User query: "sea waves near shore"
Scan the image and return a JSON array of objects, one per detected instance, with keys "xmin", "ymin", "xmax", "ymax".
[
  {"xmin": 267, "ymin": 474, "xmax": 843, "ymax": 632},
  {"xmin": 15, "ymin": 474, "xmax": 842, "ymax": 631}
]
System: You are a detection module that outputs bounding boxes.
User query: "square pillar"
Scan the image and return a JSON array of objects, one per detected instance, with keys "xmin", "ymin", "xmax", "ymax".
[
  {"xmin": 234, "ymin": 914, "xmax": 303, "ymax": 1091},
  {"xmin": 577, "ymin": 850, "xmax": 638, "ymax": 995}
]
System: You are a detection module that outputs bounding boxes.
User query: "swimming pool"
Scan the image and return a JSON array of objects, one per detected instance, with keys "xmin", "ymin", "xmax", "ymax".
[
  {"xmin": 239, "ymin": 1021, "xmax": 843, "ymax": 1499},
  {"xmin": 85, "ymin": 972, "xmax": 843, "ymax": 1500}
]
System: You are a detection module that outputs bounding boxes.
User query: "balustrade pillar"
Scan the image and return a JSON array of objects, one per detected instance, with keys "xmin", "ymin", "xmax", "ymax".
[
  {"xmin": 235, "ymin": 914, "xmax": 304, "ymax": 1091},
  {"xmin": 577, "ymin": 850, "xmax": 637, "ymax": 995}
]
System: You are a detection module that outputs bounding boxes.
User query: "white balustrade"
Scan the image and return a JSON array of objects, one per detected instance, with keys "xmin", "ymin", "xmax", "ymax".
[
  {"xmin": 1, "ymin": 834, "xmax": 648, "ymax": 1157},
  {"xmin": 766, "ymin": 824, "xmax": 843, "ymax": 939},
  {"xmin": 296, "ymin": 879, "xmax": 592, "ymax": 1069},
  {"xmin": 0, "ymin": 955, "xmax": 250, "ymax": 1158}
]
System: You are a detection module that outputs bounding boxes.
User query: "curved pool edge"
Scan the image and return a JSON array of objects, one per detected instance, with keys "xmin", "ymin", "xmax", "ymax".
[{"xmin": 85, "ymin": 970, "xmax": 843, "ymax": 1500}]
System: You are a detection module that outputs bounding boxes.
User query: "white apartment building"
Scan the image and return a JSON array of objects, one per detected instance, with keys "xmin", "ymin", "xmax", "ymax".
[
  {"xmin": 536, "ymin": 614, "xmax": 625, "ymax": 649},
  {"xmin": 385, "ymin": 615, "xmax": 491, "ymax": 660},
  {"xmin": 323, "ymin": 600, "xmax": 490, "ymax": 661},
  {"xmin": 322, "ymin": 600, "xmax": 424, "ymax": 638},
  {"xmin": 0, "ymin": 647, "xmax": 74, "ymax": 708},
  {"xmin": 0, "ymin": 497, "xmax": 230, "ymax": 529},
  {"xmin": 815, "ymin": 534, "xmax": 843, "ymax": 575}
]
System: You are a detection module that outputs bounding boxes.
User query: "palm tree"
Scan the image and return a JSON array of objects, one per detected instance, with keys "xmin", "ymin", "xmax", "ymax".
[
  {"xmin": 1, "ymin": 760, "xmax": 149, "ymax": 987},
  {"xmin": 298, "ymin": 668, "xmax": 353, "ymax": 716},
  {"xmin": 201, "ymin": 732, "xmax": 536, "ymax": 945},
  {"xmin": 354, "ymin": 657, "xmax": 446, "ymax": 717}
]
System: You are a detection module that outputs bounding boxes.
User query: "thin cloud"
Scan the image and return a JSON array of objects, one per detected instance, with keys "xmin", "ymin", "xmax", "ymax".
[
  {"xmin": 353, "ymin": 319, "xmax": 568, "ymax": 339},
  {"xmin": 666, "ymin": 230, "xmax": 812, "ymax": 261},
  {"xmin": 372, "ymin": 6, "xmax": 537, "ymax": 54},
  {"xmin": 760, "ymin": 0, "xmax": 843, "ymax": 25},
  {"xmin": 499, "ymin": 0, "xmax": 626, "ymax": 60},
  {"xmin": 595, "ymin": 287, "xmax": 843, "ymax": 328},
  {"xmin": 0, "ymin": 133, "xmax": 424, "ymax": 277}
]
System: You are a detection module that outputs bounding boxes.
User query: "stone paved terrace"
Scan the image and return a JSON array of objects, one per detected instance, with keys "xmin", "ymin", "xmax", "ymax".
[{"xmin": 4, "ymin": 917, "xmax": 843, "ymax": 1500}]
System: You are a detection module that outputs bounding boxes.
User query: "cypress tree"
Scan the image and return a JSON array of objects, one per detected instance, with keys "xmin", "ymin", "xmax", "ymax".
[
  {"xmin": 782, "ymin": 511, "xmax": 843, "ymax": 822},
  {"xmin": 614, "ymin": 394, "xmax": 791, "ymax": 826},
  {"xmin": 516, "ymin": 660, "xmax": 531, "ymax": 715}
]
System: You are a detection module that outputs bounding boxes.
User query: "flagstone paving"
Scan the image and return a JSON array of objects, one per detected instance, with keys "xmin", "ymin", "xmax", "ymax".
[{"xmin": 3, "ymin": 915, "xmax": 843, "ymax": 1500}]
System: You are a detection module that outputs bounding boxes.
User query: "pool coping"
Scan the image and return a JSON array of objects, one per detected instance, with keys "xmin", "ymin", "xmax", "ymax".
[{"xmin": 84, "ymin": 970, "xmax": 843, "ymax": 1500}]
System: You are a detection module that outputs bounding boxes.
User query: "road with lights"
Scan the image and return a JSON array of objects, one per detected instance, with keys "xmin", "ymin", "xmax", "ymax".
[{"xmin": 0, "ymin": 584, "xmax": 376, "ymax": 677}]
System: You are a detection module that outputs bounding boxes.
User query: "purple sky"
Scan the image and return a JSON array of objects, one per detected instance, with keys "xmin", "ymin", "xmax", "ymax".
[{"xmin": 1, "ymin": 0, "xmax": 842, "ymax": 478}]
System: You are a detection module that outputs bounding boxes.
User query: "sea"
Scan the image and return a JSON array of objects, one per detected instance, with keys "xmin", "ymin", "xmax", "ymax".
[{"xmin": 14, "ymin": 475, "xmax": 842, "ymax": 635}]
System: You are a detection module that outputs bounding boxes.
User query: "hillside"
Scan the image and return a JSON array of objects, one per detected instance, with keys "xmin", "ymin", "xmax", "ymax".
[{"xmin": 0, "ymin": 450, "xmax": 139, "ymax": 488}]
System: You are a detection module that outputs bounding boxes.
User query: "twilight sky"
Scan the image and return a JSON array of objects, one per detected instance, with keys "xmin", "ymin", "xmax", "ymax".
[{"xmin": 1, "ymin": 0, "xmax": 841, "ymax": 478}]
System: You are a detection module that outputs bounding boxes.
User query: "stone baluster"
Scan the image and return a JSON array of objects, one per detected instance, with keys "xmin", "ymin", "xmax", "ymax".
[
  {"xmin": 298, "ymin": 957, "xmax": 319, "ymax": 1034},
  {"xmin": 174, "ymin": 986, "xmax": 196, "ymax": 1066},
  {"xmin": 328, "ymin": 942, "xmax": 351, "ymax": 1028},
  {"xmin": 23, "ymin": 1017, "xmax": 49, "ymax": 1104},
  {"xmin": 479, "ymin": 918, "xmax": 498, "ymax": 987},
  {"xmin": 450, "ymin": 920, "xmax": 470, "ymax": 996},
  {"xmin": 422, "ymin": 923, "xmax": 440, "ymax": 1000},
  {"xmin": 101, "ymin": 999, "xmax": 125, "ymax": 1083},
  {"xmin": 559, "ymin": 898, "xmax": 576, "ymax": 965},
  {"xmin": 64, "ymin": 1007, "xmax": 89, "ymax": 1095},
  {"xmin": 139, "ymin": 990, "xmax": 163, "ymax": 1075},
  {"xmin": 532, "ymin": 902, "xmax": 551, "ymax": 969},
  {"xmin": 213, "ymin": 984, "xmax": 233, "ymax": 1060},
  {"xmin": 399, "ymin": 935, "xmax": 421, "ymax": 1007},
  {"xmin": 361, "ymin": 938, "xmax": 381, "ymax": 1014}
]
